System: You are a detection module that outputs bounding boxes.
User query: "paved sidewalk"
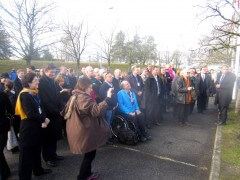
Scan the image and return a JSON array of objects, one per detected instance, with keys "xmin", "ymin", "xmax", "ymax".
[{"xmin": 5, "ymin": 98, "xmax": 217, "ymax": 180}]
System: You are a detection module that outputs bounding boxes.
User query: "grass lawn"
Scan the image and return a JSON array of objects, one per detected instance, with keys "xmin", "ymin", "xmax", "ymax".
[
  {"xmin": 220, "ymin": 104, "xmax": 240, "ymax": 180},
  {"xmin": 0, "ymin": 60, "xmax": 133, "ymax": 74}
]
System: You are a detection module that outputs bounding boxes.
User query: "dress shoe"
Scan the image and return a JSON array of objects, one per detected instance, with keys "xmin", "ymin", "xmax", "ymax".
[
  {"xmin": 217, "ymin": 122, "xmax": 226, "ymax": 126},
  {"xmin": 140, "ymin": 136, "xmax": 147, "ymax": 142},
  {"xmin": 34, "ymin": 168, "xmax": 52, "ymax": 176},
  {"xmin": 53, "ymin": 155, "xmax": 64, "ymax": 161},
  {"xmin": 145, "ymin": 134, "xmax": 152, "ymax": 140},
  {"xmin": 146, "ymin": 124, "xmax": 152, "ymax": 129},
  {"xmin": 46, "ymin": 160, "xmax": 58, "ymax": 167},
  {"xmin": 154, "ymin": 122, "xmax": 161, "ymax": 126}
]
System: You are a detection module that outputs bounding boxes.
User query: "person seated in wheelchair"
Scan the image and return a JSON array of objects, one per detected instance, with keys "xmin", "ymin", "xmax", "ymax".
[{"xmin": 117, "ymin": 80, "xmax": 151, "ymax": 142}]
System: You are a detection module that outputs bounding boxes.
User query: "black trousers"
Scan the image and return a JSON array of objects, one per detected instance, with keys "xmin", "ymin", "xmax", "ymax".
[
  {"xmin": 190, "ymin": 100, "xmax": 196, "ymax": 114},
  {"xmin": 126, "ymin": 113, "xmax": 146, "ymax": 138},
  {"xmin": 172, "ymin": 100, "xmax": 178, "ymax": 118},
  {"xmin": 146, "ymin": 101, "xmax": 163, "ymax": 125},
  {"xmin": 42, "ymin": 140, "xmax": 57, "ymax": 162},
  {"xmin": 78, "ymin": 150, "xmax": 96, "ymax": 180},
  {"xmin": 218, "ymin": 105, "xmax": 229, "ymax": 123},
  {"xmin": 19, "ymin": 146, "xmax": 42, "ymax": 180},
  {"xmin": 177, "ymin": 103, "xmax": 190, "ymax": 123},
  {"xmin": 197, "ymin": 93, "xmax": 208, "ymax": 113},
  {"xmin": 0, "ymin": 130, "xmax": 10, "ymax": 180}
]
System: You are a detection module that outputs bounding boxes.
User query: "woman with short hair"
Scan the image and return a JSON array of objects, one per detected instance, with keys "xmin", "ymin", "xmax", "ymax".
[{"xmin": 16, "ymin": 73, "xmax": 51, "ymax": 179}]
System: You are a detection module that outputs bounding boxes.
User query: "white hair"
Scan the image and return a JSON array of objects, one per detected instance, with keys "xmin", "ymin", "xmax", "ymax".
[
  {"xmin": 114, "ymin": 69, "xmax": 121, "ymax": 75},
  {"xmin": 85, "ymin": 66, "xmax": 93, "ymax": 73},
  {"xmin": 93, "ymin": 68, "xmax": 99, "ymax": 73},
  {"xmin": 99, "ymin": 69, "xmax": 106, "ymax": 76}
]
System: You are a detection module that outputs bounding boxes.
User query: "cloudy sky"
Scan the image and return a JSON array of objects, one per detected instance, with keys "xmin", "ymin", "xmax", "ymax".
[
  {"xmin": 54, "ymin": 0, "xmax": 212, "ymax": 53},
  {"xmin": 2, "ymin": 0, "xmax": 217, "ymax": 58}
]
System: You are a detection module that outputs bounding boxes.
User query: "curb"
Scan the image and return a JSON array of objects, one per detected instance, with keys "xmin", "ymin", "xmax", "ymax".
[{"xmin": 209, "ymin": 125, "xmax": 222, "ymax": 180}]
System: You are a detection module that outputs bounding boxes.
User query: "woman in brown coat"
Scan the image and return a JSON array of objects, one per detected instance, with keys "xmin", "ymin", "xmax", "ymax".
[{"xmin": 62, "ymin": 77, "xmax": 113, "ymax": 180}]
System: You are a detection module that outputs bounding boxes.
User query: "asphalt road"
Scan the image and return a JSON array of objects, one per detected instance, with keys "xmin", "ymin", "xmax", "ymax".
[{"xmin": 5, "ymin": 98, "xmax": 217, "ymax": 180}]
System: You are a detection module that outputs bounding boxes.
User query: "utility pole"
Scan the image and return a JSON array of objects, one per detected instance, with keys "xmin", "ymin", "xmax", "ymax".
[{"xmin": 232, "ymin": 0, "xmax": 240, "ymax": 100}]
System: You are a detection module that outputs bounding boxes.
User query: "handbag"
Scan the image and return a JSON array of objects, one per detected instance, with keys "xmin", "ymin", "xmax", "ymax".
[
  {"xmin": 191, "ymin": 89, "xmax": 197, "ymax": 101},
  {"xmin": 6, "ymin": 114, "xmax": 19, "ymax": 150},
  {"xmin": 61, "ymin": 95, "xmax": 78, "ymax": 120}
]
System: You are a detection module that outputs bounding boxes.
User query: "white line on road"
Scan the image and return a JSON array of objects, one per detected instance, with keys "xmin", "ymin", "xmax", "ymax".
[{"xmin": 112, "ymin": 145, "xmax": 208, "ymax": 171}]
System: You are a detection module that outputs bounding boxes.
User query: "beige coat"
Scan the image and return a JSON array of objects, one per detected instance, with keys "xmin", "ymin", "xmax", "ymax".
[{"xmin": 63, "ymin": 89, "xmax": 111, "ymax": 154}]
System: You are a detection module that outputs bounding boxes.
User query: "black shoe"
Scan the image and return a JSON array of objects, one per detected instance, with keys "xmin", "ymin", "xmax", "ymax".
[
  {"xmin": 217, "ymin": 122, "xmax": 226, "ymax": 126},
  {"xmin": 11, "ymin": 146, "xmax": 19, "ymax": 154},
  {"xmin": 154, "ymin": 122, "xmax": 161, "ymax": 126},
  {"xmin": 146, "ymin": 124, "xmax": 152, "ymax": 129},
  {"xmin": 106, "ymin": 140, "xmax": 114, "ymax": 145},
  {"xmin": 140, "ymin": 136, "xmax": 147, "ymax": 142},
  {"xmin": 46, "ymin": 160, "xmax": 58, "ymax": 167},
  {"xmin": 34, "ymin": 168, "xmax": 52, "ymax": 176},
  {"xmin": 53, "ymin": 155, "xmax": 64, "ymax": 161},
  {"xmin": 145, "ymin": 134, "xmax": 152, "ymax": 140}
]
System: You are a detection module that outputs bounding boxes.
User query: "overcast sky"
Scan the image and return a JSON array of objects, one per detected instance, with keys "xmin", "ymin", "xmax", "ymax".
[
  {"xmin": 53, "ymin": 0, "xmax": 212, "ymax": 53},
  {"xmin": 2, "ymin": 0, "xmax": 217, "ymax": 58}
]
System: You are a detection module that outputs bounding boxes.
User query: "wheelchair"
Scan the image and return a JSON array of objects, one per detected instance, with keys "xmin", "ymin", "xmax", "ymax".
[{"xmin": 111, "ymin": 114, "xmax": 139, "ymax": 145}]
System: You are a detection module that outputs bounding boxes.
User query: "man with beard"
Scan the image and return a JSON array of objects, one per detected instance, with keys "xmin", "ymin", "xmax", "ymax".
[
  {"xmin": 39, "ymin": 64, "xmax": 64, "ymax": 167},
  {"xmin": 145, "ymin": 66, "xmax": 164, "ymax": 128}
]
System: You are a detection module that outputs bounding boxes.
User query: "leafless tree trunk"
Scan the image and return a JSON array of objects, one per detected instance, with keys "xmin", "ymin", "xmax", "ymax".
[
  {"xmin": 0, "ymin": 0, "xmax": 55, "ymax": 65},
  {"xmin": 98, "ymin": 30, "xmax": 115, "ymax": 70},
  {"xmin": 61, "ymin": 21, "xmax": 89, "ymax": 78}
]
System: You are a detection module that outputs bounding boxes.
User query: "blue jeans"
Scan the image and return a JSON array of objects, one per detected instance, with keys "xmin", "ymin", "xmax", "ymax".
[{"xmin": 105, "ymin": 109, "xmax": 115, "ymax": 126}]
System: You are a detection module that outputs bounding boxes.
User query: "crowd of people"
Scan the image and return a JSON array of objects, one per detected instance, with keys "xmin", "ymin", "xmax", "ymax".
[{"xmin": 0, "ymin": 63, "xmax": 236, "ymax": 180}]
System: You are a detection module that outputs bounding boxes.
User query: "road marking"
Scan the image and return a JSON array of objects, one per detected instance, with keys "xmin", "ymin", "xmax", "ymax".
[{"xmin": 112, "ymin": 145, "xmax": 208, "ymax": 171}]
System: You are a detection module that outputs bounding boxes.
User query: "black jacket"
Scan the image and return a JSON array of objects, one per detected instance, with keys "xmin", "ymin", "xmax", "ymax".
[
  {"xmin": 19, "ymin": 92, "xmax": 45, "ymax": 148},
  {"xmin": 91, "ymin": 77, "xmax": 102, "ymax": 103},
  {"xmin": 13, "ymin": 77, "xmax": 23, "ymax": 97},
  {"xmin": 68, "ymin": 75, "xmax": 77, "ymax": 89},
  {"xmin": 195, "ymin": 73, "xmax": 211, "ymax": 96},
  {"xmin": 112, "ymin": 77, "xmax": 123, "ymax": 93},
  {"xmin": 39, "ymin": 75, "xmax": 63, "ymax": 141},
  {"xmin": 0, "ymin": 92, "xmax": 12, "ymax": 132},
  {"xmin": 99, "ymin": 82, "xmax": 118, "ymax": 109},
  {"xmin": 127, "ymin": 74, "xmax": 144, "ymax": 95},
  {"xmin": 5, "ymin": 91, "xmax": 17, "ymax": 113},
  {"xmin": 144, "ymin": 75, "xmax": 164, "ymax": 104},
  {"xmin": 39, "ymin": 75, "xmax": 63, "ymax": 116},
  {"xmin": 56, "ymin": 84, "xmax": 71, "ymax": 107},
  {"xmin": 215, "ymin": 72, "xmax": 236, "ymax": 107}
]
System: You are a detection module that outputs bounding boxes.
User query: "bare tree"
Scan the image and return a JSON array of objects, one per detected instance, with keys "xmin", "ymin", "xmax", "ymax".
[
  {"xmin": 61, "ymin": 21, "xmax": 89, "ymax": 77},
  {"xmin": 98, "ymin": 30, "xmax": 115, "ymax": 70},
  {"xmin": 0, "ymin": 0, "xmax": 55, "ymax": 65}
]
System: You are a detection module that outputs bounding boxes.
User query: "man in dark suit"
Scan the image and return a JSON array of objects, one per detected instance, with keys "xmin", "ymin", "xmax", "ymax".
[
  {"xmin": 68, "ymin": 68, "xmax": 77, "ymax": 90},
  {"xmin": 59, "ymin": 66, "xmax": 71, "ymax": 89},
  {"xmin": 144, "ymin": 66, "xmax": 164, "ymax": 127},
  {"xmin": 126, "ymin": 66, "xmax": 144, "ymax": 104},
  {"xmin": 39, "ymin": 64, "xmax": 64, "ymax": 167},
  {"xmin": 112, "ymin": 69, "xmax": 123, "ymax": 93},
  {"xmin": 13, "ymin": 69, "xmax": 24, "ymax": 97},
  {"xmin": 215, "ymin": 65, "xmax": 236, "ymax": 125},
  {"xmin": 195, "ymin": 67, "xmax": 211, "ymax": 113}
]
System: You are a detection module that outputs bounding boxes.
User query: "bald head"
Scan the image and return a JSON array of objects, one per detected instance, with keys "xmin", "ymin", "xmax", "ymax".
[{"xmin": 121, "ymin": 80, "xmax": 131, "ymax": 91}]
